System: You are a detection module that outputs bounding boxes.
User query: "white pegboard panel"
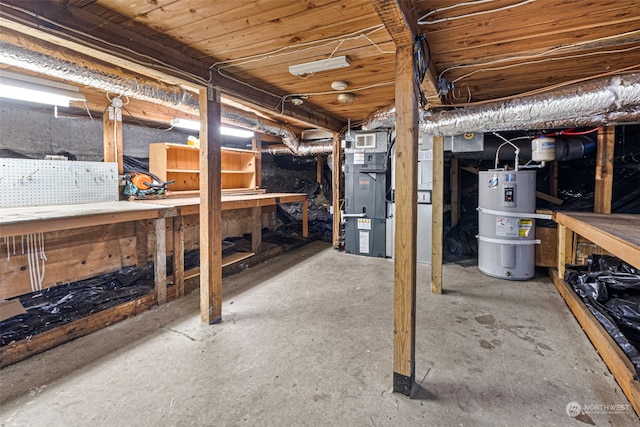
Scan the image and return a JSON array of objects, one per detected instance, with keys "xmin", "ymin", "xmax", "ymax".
[{"xmin": 0, "ymin": 159, "xmax": 119, "ymax": 208}]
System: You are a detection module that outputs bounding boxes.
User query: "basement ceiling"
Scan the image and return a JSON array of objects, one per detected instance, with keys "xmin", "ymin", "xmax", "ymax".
[{"xmin": 1, "ymin": 0, "xmax": 639, "ymax": 134}]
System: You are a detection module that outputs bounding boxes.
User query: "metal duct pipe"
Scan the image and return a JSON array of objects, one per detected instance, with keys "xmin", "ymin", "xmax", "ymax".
[
  {"xmin": 361, "ymin": 74, "xmax": 640, "ymax": 134},
  {"xmin": 361, "ymin": 105, "xmax": 396, "ymax": 130},
  {"xmin": 263, "ymin": 141, "xmax": 333, "ymax": 156},
  {"xmin": 0, "ymin": 41, "xmax": 332, "ymax": 156},
  {"xmin": 421, "ymin": 74, "xmax": 640, "ymax": 135},
  {"xmin": 220, "ymin": 110, "xmax": 332, "ymax": 156},
  {"xmin": 0, "ymin": 41, "xmax": 200, "ymax": 111}
]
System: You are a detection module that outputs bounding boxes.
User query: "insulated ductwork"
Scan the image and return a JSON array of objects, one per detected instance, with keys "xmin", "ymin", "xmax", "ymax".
[
  {"xmin": 220, "ymin": 110, "xmax": 332, "ymax": 156},
  {"xmin": 263, "ymin": 140, "xmax": 333, "ymax": 155},
  {"xmin": 0, "ymin": 41, "xmax": 200, "ymax": 111},
  {"xmin": 362, "ymin": 74, "xmax": 640, "ymax": 135},
  {"xmin": 0, "ymin": 41, "xmax": 332, "ymax": 156}
]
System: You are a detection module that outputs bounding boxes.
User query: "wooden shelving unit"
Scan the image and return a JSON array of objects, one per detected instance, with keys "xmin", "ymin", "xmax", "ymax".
[
  {"xmin": 553, "ymin": 211, "xmax": 640, "ymax": 416},
  {"xmin": 149, "ymin": 143, "xmax": 258, "ymax": 196},
  {"xmin": 221, "ymin": 147, "xmax": 257, "ymax": 193}
]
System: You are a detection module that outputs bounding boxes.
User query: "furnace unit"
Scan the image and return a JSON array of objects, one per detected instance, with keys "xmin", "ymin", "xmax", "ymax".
[{"xmin": 343, "ymin": 131, "xmax": 390, "ymax": 257}]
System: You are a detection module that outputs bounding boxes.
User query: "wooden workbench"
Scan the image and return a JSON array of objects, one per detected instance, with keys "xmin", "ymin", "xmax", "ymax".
[
  {"xmin": 0, "ymin": 201, "xmax": 176, "ymax": 304},
  {"xmin": 553, "ymin": 211, "xmax": 640, "ymax": 416},
  {"xmin": 135, "ymin": 192, "xmax": 309, "ymax": 297}
]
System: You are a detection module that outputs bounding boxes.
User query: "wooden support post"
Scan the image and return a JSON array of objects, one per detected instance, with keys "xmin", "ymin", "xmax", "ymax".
[
  {"xmin": 102, "ymin": 104, "xmax": 124, "ymax": 175},
  {"xmin": 252, "ymin": 134, "xmax": 262, "ymax": 189},
  {"xmin": 557, "ymin": 224, "xmax": 575, "ymax": 279},
  {"xmin": 316, "ymin": 155, "xmax": 324, "ymax": 185},
  {"xmin": 332, "ymin": 133, "xmax": 342, "ymax": 249},
  {"xmin": 450, "ymin": 157, "xmax": 460, "ymax": 228},
  {"xmin": 153, "ymin": 218, "xmax": 167, "ymax": 304},
  {"xmin": 199, "ymin": 87, "xmax": 223, "ymax": 324},
  {"xmin": 557, "ymin": 224, "xmax": 567, "ymax": 279},
  {"xmin": 594, "ymin": 126, "xmax": 615, "ymax": 214},
  {"xmin": 173, "ymin": 215, "xmax": 185, "ymax": 298},
  {"xmin": 251, "ymin": 207, "xmax": 262, "ymax": 253},
  {"xmin": 393, "ymin": 44, "xmax": 419, "ymax": 397},
  {"xmin": 302, "ymin": 197, "xmax": 309, "ymax": 238},
  {"xmin": 431, "ymin": 136, "xmax": 444, "ymax": 295}
]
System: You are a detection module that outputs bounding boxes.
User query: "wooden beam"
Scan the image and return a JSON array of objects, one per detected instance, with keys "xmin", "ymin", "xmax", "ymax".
[
  {"xmin": 173, "ymin": 215, "xmax": 185, "ymax": 298},
  {"xmin": 0, "ymin": 292, "xmax": 157, "ymax": 368},
  {"xmin": 317, "ymin": 155, "xmax": 325, "ymax": 185},
  {"xmin": 332, "ymin": 133, "xmax": 342, "ymax": 249},
  {"xmin": 251, "ymin": 207, "xmax": 262, "ymax": 253},
  {"xmin": 595, "ymin": 126, "xmax": 615, "ymax": 214},
  {"xmin": 252, "ymin": 134, "xmax": 262, "ymax": 189},
  {"xmin": 450, "ymin": 157, "xmax": 460, "ymax": 228},
  {"xmin": 102, "ymin": 104, "xmax": 123, "ymax": 175},
  {"xmin": 199, "ymin": 87, "xmax": 223, "ymax": 324},
  {"xmin": 392, "ymin": 44, "xmax": 419, "ymax": 396},
  {"xmin": 369, "ymin": 0, "xmax": 440, "ymax": 100},
  {"xmin": 153, "ymin": 218, "xmax": 167, "ymax": 305},
  {"xmin": 557, "ymin": 224, "xmax": 567, "ymax": 279},
  {"xmin": 431, "ymin": 136, "xmax": 444, "ymax": 295},
  {"xmin": 535, "ymin": 191, "xmax": 564, "ymax": 205}
]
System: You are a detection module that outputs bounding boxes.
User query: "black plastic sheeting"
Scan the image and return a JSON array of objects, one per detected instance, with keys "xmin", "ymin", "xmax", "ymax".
[
  {"xmin": 564, "ymin": 255, "xmax": 640, "ymax": 376},
  {"xmin": 0, "ymin": 264, "xmax": 155, "ymax": 347}
]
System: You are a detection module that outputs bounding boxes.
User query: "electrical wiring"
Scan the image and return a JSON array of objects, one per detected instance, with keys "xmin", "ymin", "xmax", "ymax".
[
  {"xmin": 418, "ymin": 0, "xmax": 535, "ymax": 25},
  {"xmin": 544, "ymin": 127, "xmax": 600, "ymax": 137},
  {"xmin": 82, "ymin": 101, "xmax": 95, "ymax": 120},
  {"xmin": 450, "ymin": 44, "xmax": 640, "ymax": 84},
  {"xmin": 413, "ymin": 34, "xmax": 431, "ymax": 107},
  {"xmin": 209, "ymin": 24, "xmax": 389, "ymax": 70},
  {"xmin": 418, "ymin": 0, "xmax": 498, "ymax": 23},
  {"xmin": 439, "ymin": 29, "xmax": 640, "ymax": 80},
  {"xmin": 443, "ymin": 64, "xmax": 640, "ymax": 108}
]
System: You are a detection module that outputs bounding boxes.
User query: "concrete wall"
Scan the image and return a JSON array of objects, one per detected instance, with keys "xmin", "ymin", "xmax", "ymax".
[{"xmin": 0, "ymin": 103, "xmax": 193, "ymax": 161}]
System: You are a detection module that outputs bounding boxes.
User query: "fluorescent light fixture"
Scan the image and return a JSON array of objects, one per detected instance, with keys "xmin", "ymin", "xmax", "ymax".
[
  {"xmin": 171, "ymin": 118, "xmax": 254, "ymax": 138},
  {"xmin": 221, "ymin": 126, "xmax": 254, "ymax": 138},
  {"xmin": 289, "ymin": 55, "xmax": 350, "ymax": 76},
  {"xmin": 0, "ymin": 70, "xmax": 86, "ymax": 107},
  {"xmin": 171, "ymin": 118, "xmax": 200, "ymax": 131}
]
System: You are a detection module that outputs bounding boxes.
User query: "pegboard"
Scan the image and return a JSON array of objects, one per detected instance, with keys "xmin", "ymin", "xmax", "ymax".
[{"xmin": 0, "ymin": 159, "xmax": 119, "ymax": 208}]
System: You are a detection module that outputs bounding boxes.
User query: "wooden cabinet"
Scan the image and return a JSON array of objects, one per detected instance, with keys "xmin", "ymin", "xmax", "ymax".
[{"xmin": 149, "ymin": 143, "xmax": 258, "ymax": 196}]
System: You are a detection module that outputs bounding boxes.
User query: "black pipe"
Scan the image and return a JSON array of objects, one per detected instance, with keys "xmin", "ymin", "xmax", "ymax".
[{"xmin": 453, "ymin": 135, "xmax": 596, "ymax": 162}]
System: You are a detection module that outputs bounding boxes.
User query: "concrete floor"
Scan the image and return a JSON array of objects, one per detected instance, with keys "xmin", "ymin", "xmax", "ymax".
[{"xmin": 0, "ymin": 241, "xmax": 637, "ymax": 426}]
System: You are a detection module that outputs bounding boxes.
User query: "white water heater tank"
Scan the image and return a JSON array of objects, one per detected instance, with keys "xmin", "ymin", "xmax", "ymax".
[
  {"xmin": 477, "ymin": 169, "xmax": 537, "ymax": 280},
  {"xmin": 531, "ymin": 137, "xmax": 555, "ymax": 162}
]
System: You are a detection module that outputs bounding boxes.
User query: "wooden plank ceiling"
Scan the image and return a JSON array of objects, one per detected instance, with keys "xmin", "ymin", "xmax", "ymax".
[{"xmin": 1, "ymin": 0, "xmax": 639, "ymax": 135}]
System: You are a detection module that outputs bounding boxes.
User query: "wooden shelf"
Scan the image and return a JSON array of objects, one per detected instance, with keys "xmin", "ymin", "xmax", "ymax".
[
  {"xmin": 167, "ymin": 168, "xmax": 199, "ymax": 173},
  {"xmin": 149, "ymin": 143, "xmax": 258, "ymax": 195}
]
